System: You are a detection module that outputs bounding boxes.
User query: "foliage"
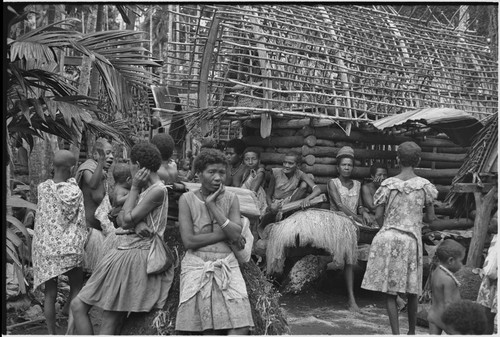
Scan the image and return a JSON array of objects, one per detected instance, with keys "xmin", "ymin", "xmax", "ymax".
[
  {"xmin": 6, "ymin": 6, "xmax": 163, "ymax": 150},
  {"xmin": 6, "ymin": 196, "xmax": 37, "ymax": 295}
]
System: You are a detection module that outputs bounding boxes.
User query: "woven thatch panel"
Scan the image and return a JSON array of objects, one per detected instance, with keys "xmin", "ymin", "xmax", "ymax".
[{"xmin": 163, "ymin": 5, "xmax": 497, "ymax": 127}]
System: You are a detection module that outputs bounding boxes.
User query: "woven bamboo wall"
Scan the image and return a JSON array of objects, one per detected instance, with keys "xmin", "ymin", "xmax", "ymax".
[{"xmin": 162, "ymin": 5, "xmax": 497, "ymax": 127}]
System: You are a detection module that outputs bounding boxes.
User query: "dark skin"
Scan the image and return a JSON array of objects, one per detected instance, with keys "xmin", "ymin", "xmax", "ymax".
[
  {"xmin": 266, "ymin": 154, "xmax": 321, "ymax": 211},
  {"xmin": 224, "ymin": 147, "xmax": 246, "ymax": 187},
  {"xmin": 72, "ymin": 164, "xmax": 165, "ymax": 335},
  {"xmin": 79, "ymin": 142, "xmax": 114, "ymax": 230}
]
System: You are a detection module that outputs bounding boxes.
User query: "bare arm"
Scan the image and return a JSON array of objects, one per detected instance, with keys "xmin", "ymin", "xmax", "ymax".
[
  {"xmin": 361, "ymin": 184, "xmax": 377, "ymax": 212},
  {"xmin": 250, "ymin": 169, "xmax": 266, "ymax": 193},
  {"xmin": 178, "ymin": 195, "xmax": 228, "ymax": 250},
  {"xmin": 375, "ymin": 204, "xmax": 385, "ymax": 226},
  {"xmin": 205, "ymin": 186, "xmax": 242, "ymax": 243},
  {"xmin": 266, "ymin": 173, "xmax": 276, "ymax": 208},
  {"xmin": 423, "ymin": 202, "xmax": 437, "ymax": 224},
  {"xmin": 299, "ymin": 172, "xmax": 321, "ymax": 208},
  {"xmin": 85, "ymin": 148, "xmax": 106, "ymax": 190}
]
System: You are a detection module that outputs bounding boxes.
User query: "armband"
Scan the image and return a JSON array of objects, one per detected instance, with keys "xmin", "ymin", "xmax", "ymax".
[{"xmin": 220, "ymin": 218, "xmax": 230, "ymax": 229}]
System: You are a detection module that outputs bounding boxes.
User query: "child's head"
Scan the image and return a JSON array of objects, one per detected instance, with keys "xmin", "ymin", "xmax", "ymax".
[
  {"xmin": 112, "ymin": 163, "xmax": 132, "ymax": 187},
  {"xmin": 53, "ymin": 150, "xmax": 77, "ymax": 178},
  {"xmin": 282, "ymin": 151, "xmax": 300, "ymax": 174},
  {"xmin": 151, "ymin": 133, "xmax": 175, "ymax": 161},
  {"xmin": 92, "ymin": 138, "xmax": 114, "ymax": 170},
  {"xmin": 435, "ymin": 239, "xmax": 466, "ymax": 272},
  {"xmin": 243, "ymin": 147, "xmax": 261, "ymax": 170},
  {"xmin": 179, "ymin": 158, "xmax": 191, "ymax": 171},
  {"xmin": 441, "ymin": 300, "xmax": 487, "ymax": 334}
]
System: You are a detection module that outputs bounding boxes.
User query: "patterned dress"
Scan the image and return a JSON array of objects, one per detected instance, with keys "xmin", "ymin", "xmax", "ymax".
[
  {"xmin": 175, "ymin": 191, "xmax": 254, "ymax": 332},
  {"xmin": 32, "ymin": 178, "xmax": 87, "ymax": 289},
  {"xmin": 77, "ymin": 181, "xmax": 174, "ymax": 312},
  {"xmin": 477, "ymin": 234, "xmax": 497, "ymax": 313},
  {"xmin": 361, "ymin": 176, "xmax": 438, "ymax": 295}
]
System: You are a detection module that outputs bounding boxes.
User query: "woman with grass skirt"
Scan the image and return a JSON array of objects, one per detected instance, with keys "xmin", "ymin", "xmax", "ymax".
[{"xmin": 266, "ymin": 146, "xmax": 373, "ymax": 311}]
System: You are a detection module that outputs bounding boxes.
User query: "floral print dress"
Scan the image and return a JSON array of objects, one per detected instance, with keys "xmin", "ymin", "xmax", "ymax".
[
  {"xmin": 361, "ymin": 176, "xmax": 437, "ymax": 295},
  {"xmin": 32, "ymin": 178, "xmax": 87, "ymax": 289}
]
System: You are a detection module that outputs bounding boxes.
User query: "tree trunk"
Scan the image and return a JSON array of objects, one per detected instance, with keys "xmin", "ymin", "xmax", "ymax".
[{"xmin": 466, "ymin": 186, "xmax": 498, "ymax": 267}]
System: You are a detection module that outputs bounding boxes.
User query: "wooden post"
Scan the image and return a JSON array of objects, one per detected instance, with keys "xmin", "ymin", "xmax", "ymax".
[{"xmin": 466, "ymin": 185, "xmax": 498, "ymax": 267}]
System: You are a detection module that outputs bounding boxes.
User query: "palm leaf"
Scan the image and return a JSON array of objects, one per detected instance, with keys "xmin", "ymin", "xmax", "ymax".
[
  {"xmin": 7, "ymin": 214, "xmax": 32, "ymax": 252},
  {"xmin": 7, "ymin": 197, "xmax": 36, "ymax": 210}
]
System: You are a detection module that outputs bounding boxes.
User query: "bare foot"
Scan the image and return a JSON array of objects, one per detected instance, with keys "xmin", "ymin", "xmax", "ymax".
[{"xmin": 348, "ymin": 300, "xmax": 360, "ymax": 312}]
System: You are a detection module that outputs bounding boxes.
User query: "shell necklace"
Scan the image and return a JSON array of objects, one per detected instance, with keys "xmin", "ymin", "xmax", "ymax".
[{"xmin": 230, "ymin": 162, "xmax": 244, "ymax": 177}]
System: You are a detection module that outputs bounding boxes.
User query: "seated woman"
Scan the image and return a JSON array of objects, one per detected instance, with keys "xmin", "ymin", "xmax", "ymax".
[
  {"xmin": 175, "ymin": 148, "xmax": 254, "ymax": 334},
  {"xmin": 361, "ymin": 162, "xmax": 388, "ymax": 227},
  {"xmin": 265, "ymin": 146, "xmax": 372, "ymax": 311},
  {"xmin": 71, "ymin": 142, "xmax": 174, "ymax": 335}
]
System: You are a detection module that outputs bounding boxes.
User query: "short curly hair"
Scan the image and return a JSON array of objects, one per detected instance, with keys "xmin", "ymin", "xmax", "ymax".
[
  {"xmin": 151, "ymin": 133, "xmax": 175, "ymax": 161},
  {"xmin": 435, "ymin": 239, "xmax": 465, "ymax": 263},
  {"xmin": 225, "ymin": 139, "xmax": 246, "ymax": 156},
  {"xmin": 130, "ymin": 141, "xmax": 162, "ymax": 172},
  {"xmin": 441, "ymin": 300, "xmax": 487, "ymax": 334},
  {"xmin": 193, "ymin": 148, "xmax": 227, "ymax": 174},
  {"xmin": 397, "ymin": 141, "xmax": 421, "ymax": 167},
  {"xmin": 370, "ymin": 162, "xmax": 388, "ymax": 176}
]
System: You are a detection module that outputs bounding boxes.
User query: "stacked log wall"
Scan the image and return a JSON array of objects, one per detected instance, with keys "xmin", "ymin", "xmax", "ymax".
[{"xmin": 242, "ymin": 118, "xmax": 469, "ymax": 209}]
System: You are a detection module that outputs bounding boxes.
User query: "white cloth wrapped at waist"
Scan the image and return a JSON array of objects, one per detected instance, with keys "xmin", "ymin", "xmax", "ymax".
[{"xmin": 179, "ymin": 251, "xmax": 247, "ymax": 305}]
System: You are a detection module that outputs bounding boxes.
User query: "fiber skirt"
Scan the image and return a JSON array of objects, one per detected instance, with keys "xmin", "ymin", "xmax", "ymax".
[
  {"xmin": 266, "ymin": 208, "xmax": 358, "ymax": 275},
  {"xmin": 77, "ymin": 247, "xmax": 174, "ymax": 312},
  {"xmin": 361, "ymin": 228, "xmax": 421, "ymax": 295}
]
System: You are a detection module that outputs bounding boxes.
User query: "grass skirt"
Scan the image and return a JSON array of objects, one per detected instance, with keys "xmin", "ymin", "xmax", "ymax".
[{"xmin": 266, "ymin": 208, "xmax": 358, "ymax": 275}]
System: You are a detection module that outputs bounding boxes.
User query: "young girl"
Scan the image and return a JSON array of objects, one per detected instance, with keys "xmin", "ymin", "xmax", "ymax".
[
  {"xmin": 32, "ymin": 150, "xmax": 87, "ymax": 334},
  {"xmin": 361, "ymin": 141, "xmax": 438, "ymax": 334},
  {"xmin": 427, "ymin": 239, "xmax": 465, "ymax": 334},
  {"xmin": 240, "ymin": 147, "xmax": 268, "ymax": 216},
  {"xmin": 175, "ymin": 148, "xmax": 254, "ymax": 334}
]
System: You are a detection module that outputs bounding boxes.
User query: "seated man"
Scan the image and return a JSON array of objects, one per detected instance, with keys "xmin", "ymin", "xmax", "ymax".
[
  {"xmin": 259, "ymin": 151, "xmax": 321, "ymax": 233},
  {"xmin": 224, "ymin": 138, "xmax": 247, "ymax": 187}
]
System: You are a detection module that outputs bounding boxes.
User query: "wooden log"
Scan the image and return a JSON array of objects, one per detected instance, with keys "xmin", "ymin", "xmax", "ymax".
[
  {"xmin": 243, "ymin": 135, "xmax": 305, "ymax": 148},
  {"xmin": 273, "ymin": 147, "xmax": 303, "ymax": 154},
  {"xmin": 304, "ymin": 135, "xmax": 317, "ymax": 147},
  {"xmin": 303, "ymin": 155, "xmax": 361, "ymax": 166},
  {"xmin": 422, "ymin": 146, "xmax": 469, "ymax": 154},
  {"xmin": 314, "ymin": 176, "xmax": 332, "ymax": 185},
  {"xmin": 272, "ymin": 128, "xmax": 298, "ymax": 137},
  {"xmin": 305, "ymin": 127, "xmax": 459, "ymax": 147},
  {"xmin": 281, "ymin": 194, "xmax": 327, "ymax": 213},
  {"xmin": 244, "ymin": 118, "xmax": 310, "ymax": 129},
  {"xmin": 434, "ymin": 207, "xmax": 455, "ymax": 216},
  {"xmin": 260, "ymin": 152, "xmax": 286, "ymax": 165},
  {"xmin": 428, "ymin": 218, "xmax": 474, "ymax": 231},
  {"xmin": 466, "ymin": 186, "xmax": 498, "ymax": 267},
  {"xmin": 451, "ymin": 183, "xmax": 496, "ymax": 194},
  {"xmin": 419, "ymin": 160, "xmax": 463, "ymax": 169},
  {"xmin": 182, "ymin": 182, "xmax": 261, "ymax": 218}
]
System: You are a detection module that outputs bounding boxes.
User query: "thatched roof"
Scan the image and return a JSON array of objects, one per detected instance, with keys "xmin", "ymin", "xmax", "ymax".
[{"xmin": 162, "ymin": 5, "xmax": 497, "ymax": 136}]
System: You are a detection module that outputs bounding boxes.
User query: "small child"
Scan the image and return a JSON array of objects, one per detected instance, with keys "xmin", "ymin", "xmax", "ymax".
[
  {"xmin": 427, "ymin": 239, "xmax": 466, "ymax": 334},
  {"xmin": 32, "ymin": 150, "xmax": 87, "ymax": 334},
  {"xmin": 177, "ymin": 158, "xmax": 192, "ymax": 182},
  {"xmin": 241, "ymin": 148, "xmax": 268, "ymax": 216},
  {"xmin": 441, "ymin": 299, "xmax": 488, "ymax": 334},
  {"xmin": 111, "ymin": 163, "xmax": 132, "ymax": 207}
]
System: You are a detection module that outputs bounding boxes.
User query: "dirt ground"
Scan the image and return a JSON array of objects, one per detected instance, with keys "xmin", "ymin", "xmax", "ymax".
[{"xmin": 7, "ymin": 268, "xmax": 429, "ymax": 335}]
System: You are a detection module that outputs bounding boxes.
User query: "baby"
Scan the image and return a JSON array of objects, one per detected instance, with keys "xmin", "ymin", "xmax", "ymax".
[
  {"xmin": 108, "ymin": 163, "xmax": 132, "ymax": 228},
  {"xmin": 177, "ymin": 158, "xmax": 192, "ymax": 182},
  {"xmin": 427, "ymin": 239, "xmax": 466, "ymax": 334}
]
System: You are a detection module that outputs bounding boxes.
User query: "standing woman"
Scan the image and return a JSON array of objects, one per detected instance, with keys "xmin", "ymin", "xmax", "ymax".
[
  {"xmin": 71, "ymin": 142, "xmax": 174, "ymax": 335},
  {"xmin": 175, "ymin": 148, "xmax": 254, "ymax": 334},
  {"xmin": 361, "ymin": 141, "xmax": 438, "ymax": 335}
]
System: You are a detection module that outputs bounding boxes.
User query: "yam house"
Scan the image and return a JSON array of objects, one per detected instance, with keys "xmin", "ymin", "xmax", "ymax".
[{"xmin": 158, "ymin": 3, "xmax": 497, "ymax": 270}]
